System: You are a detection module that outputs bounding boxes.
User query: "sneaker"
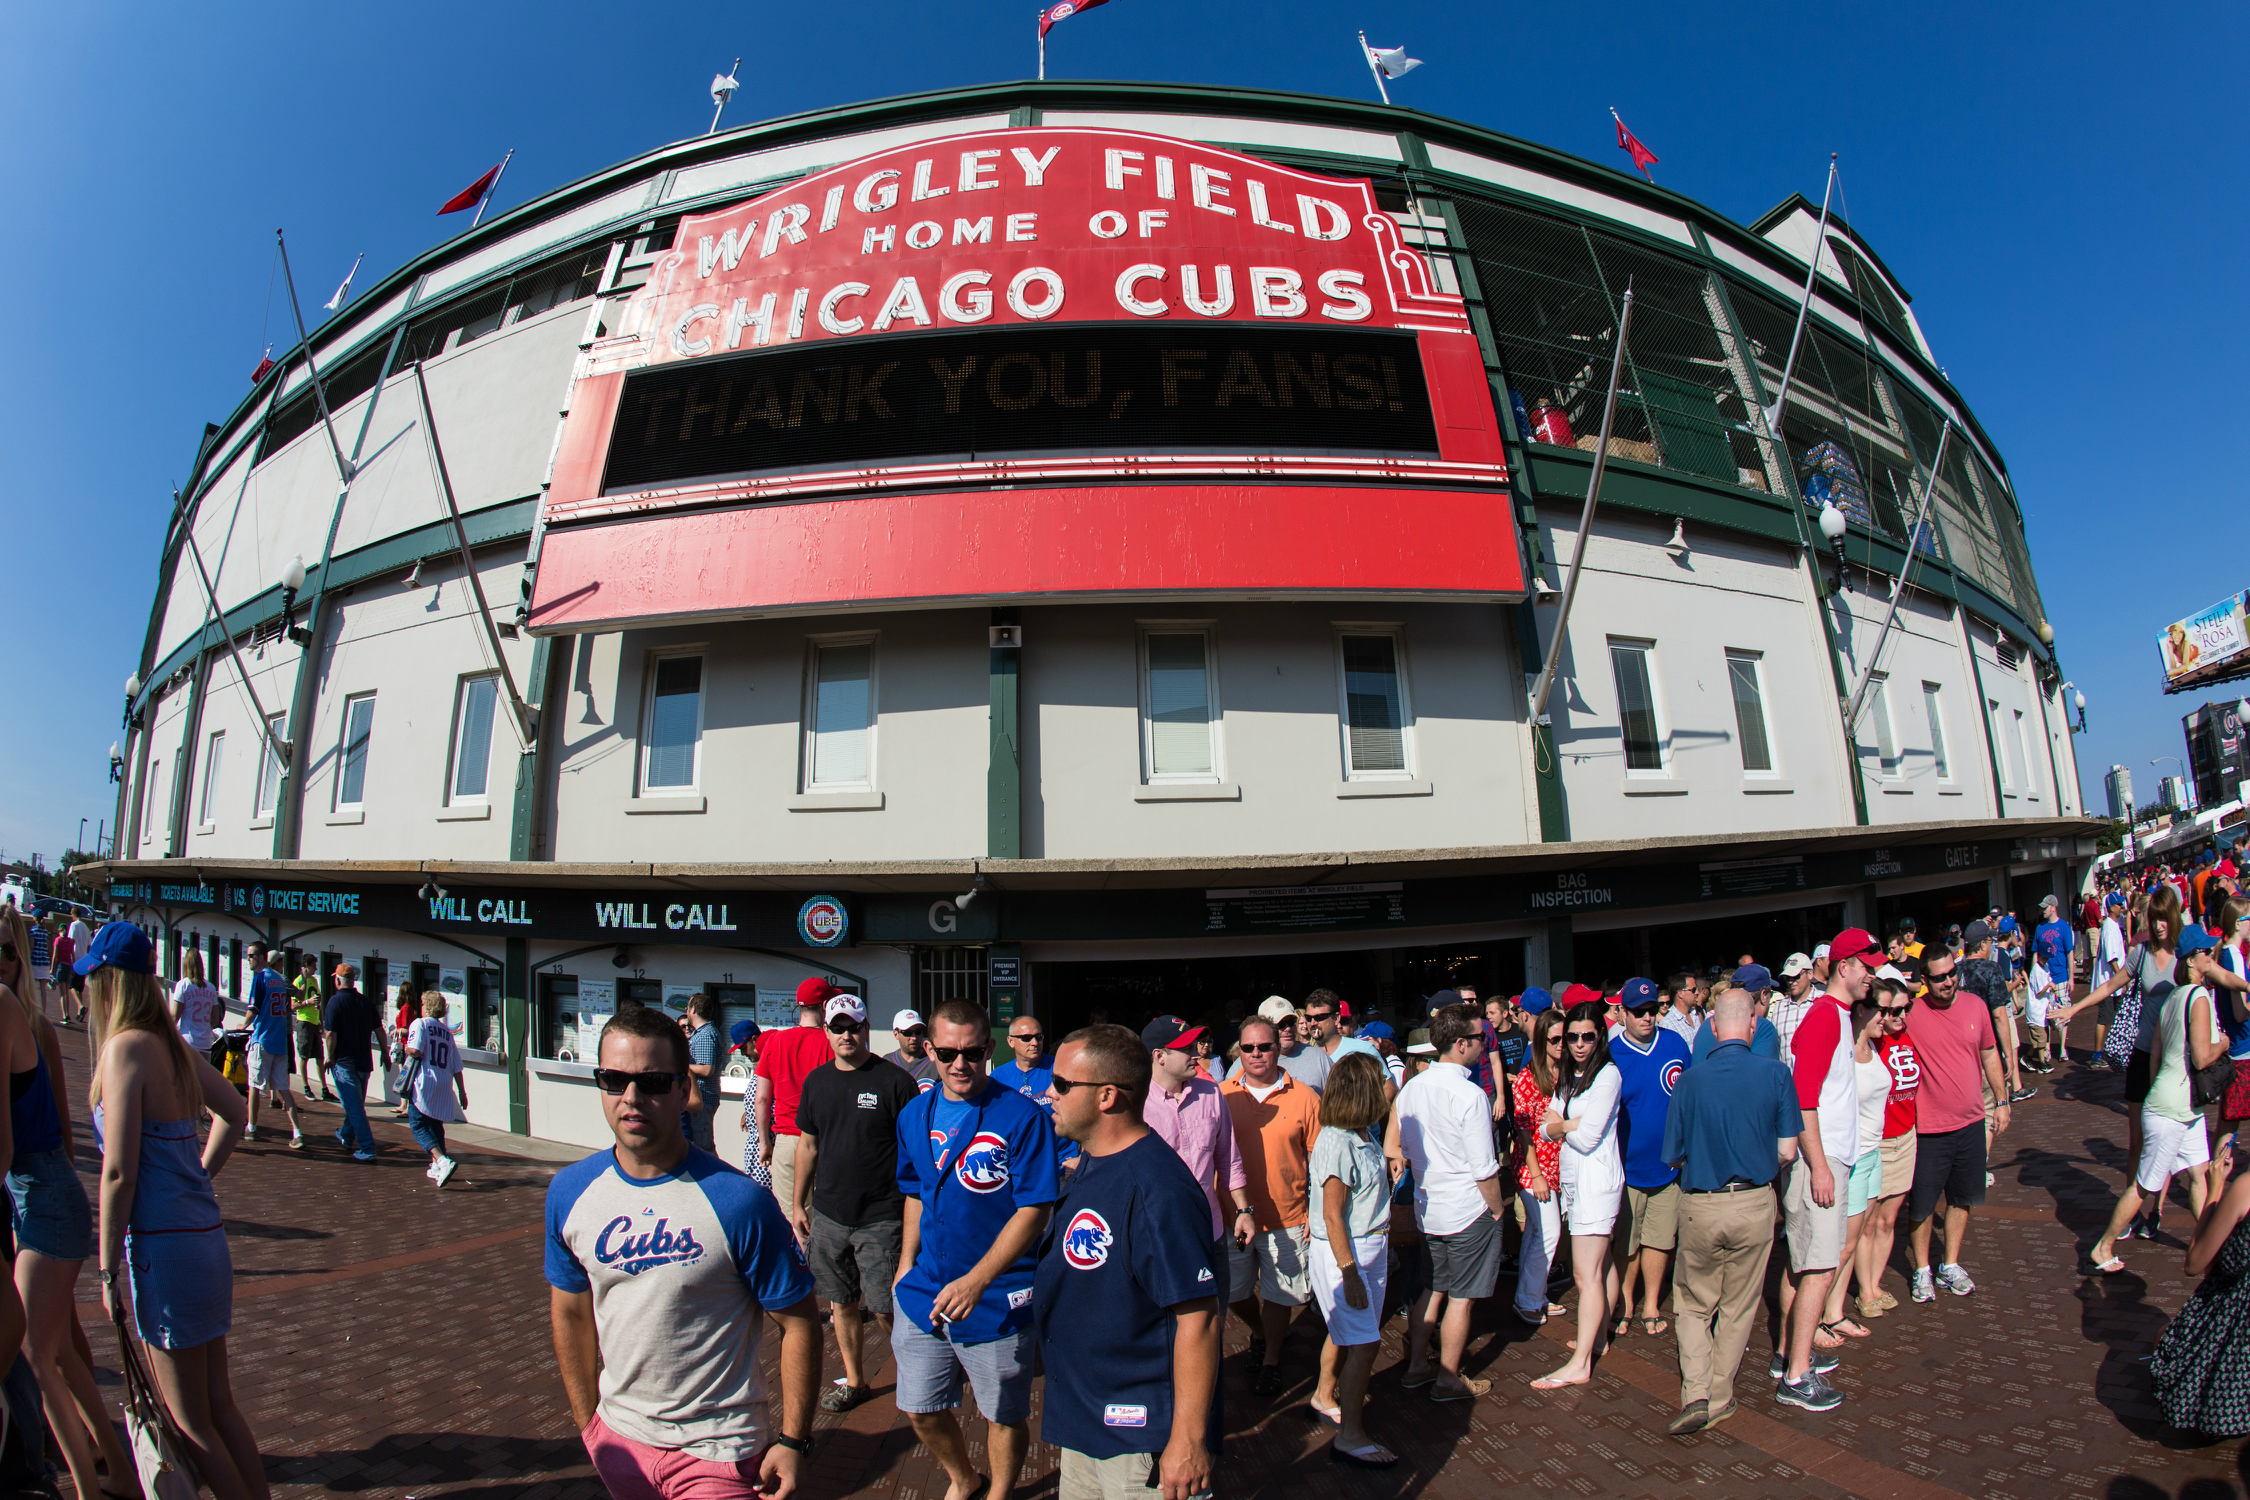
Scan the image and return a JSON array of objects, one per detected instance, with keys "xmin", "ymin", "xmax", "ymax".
[
  {"xmin": 243, "ymin": 1126, "xmax": 257, "ymax": 1143},
  {"xmin": 1668, "ymin": 1401, "xmax": 1710, "ymax": 1435},
  {"xmin": 425, "ymin": 1158, "xmax": 442, "ymax": 1180},
  {"xmin": 1768, "ymin": 1349, "xmax": 1839, "ymax": 1380},
  {"xmin": 352, "ymin": 1151, "xmax": 377, "ymax": 1164},
  {"xmin": 1775, "ymin": 1372, "xmax": 1843, "ymax": 1412},
  {"xmin": 288, "ymin": 1133, "xmax": 304, "ymax": 1151},
  {"xmin": 1911, "ymin": 1267, "xmax": 1936, "ymax": 1303},
  {"xmin": 2010, "ymin": 1085, "xmax": 2037, "ymax": 1102},
  {"xmin": 1936, "ymin": 1262, "xmax": 1975, "ymax": 1296},
  {"xmin": 433, "ymin": 1156, "xmax": 459, "ymax": 1188},
  {"xmin": 335, "ymin": 1128, "xmax": 352, "ymax": 1148},
  {"xmin": 1986, "ymin": 1172, "xmax": 1996, "ymax": 1187}
]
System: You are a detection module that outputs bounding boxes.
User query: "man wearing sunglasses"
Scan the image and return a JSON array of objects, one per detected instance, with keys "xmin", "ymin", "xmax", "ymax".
[
  {"xmin": 1035, "ymin": 1024, "xmax": 1222, "ymax": 1500},
  {"xmin": 1904, "ymin": 945, "xmax": 2009, "ymax": 1303},
  {"xmin": 1224, "ymin": 997, "xmax": 1330, "ymax": 1095},
  {"xmin": 885, "ymin": 1008, "xmax": 940, "ymax": 1093},
  {"xmin": 992, "ymin": 1014, "xmax": 1080, "ymax": 1175},
  {"xmin": 892, "ymin": 1000, "xmax": 1059, "ymax": 1500},
  {"xmin": 547, "ymin": 1004, "xmax": 820, "ymax": 1500},
  {"xmin": 1220, "ymin": 1017, "xmax": 1324, "ymax": 1396},
  {"xmin": 791, "ymin": 994, "xmax": 919, "ymax": 1414}
]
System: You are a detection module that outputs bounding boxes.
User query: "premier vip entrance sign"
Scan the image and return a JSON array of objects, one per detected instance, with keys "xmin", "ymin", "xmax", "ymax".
[{"xmin": 529, "ymin": 128, "xmax": 1521, "ymax": 633}]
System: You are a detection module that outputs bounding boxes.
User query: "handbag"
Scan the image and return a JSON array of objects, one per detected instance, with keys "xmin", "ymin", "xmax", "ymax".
[
  {"xmin": 115, "ymin": 1315, "xmax": 202, "ymax": 1500},
  {"xmin": 2102, "ymin": 948, "xmax": 2145, "ymax": 1068},
  {"xmin": 2188, "ymin": 987, "xmax": 2237, "ymax": 1110}
]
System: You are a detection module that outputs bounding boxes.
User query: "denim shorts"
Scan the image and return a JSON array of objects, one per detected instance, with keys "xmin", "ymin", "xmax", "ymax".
[{"xmin": 8, "ymin": 1148, "xmax": 93, "ymax": 1262}]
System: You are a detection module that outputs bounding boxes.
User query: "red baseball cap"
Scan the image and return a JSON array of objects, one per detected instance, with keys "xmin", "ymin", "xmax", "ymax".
[
  {"xmin": 796, "ymin": 976, "xmax": 842, "ymax": 1009},
  {"xmin": 1558, "ymin": 982, "xmax": 1602, "ymax": 1009},
  {"xmin": 1827, "ymin": 928, "xmax": 1881, "ymax": 967}
]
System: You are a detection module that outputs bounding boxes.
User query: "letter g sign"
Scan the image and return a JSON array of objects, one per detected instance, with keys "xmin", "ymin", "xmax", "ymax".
[{"xmin": 928, "ymin": 900, "xmax": 958, "ymax": 935}]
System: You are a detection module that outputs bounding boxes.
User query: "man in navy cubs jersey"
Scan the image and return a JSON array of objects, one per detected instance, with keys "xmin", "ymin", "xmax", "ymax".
[
  {"xmin": 1035, "ymin": 1023, "xmax": 1222, "ymax": 1500},
  {"xmin": 546, "ymin": 1004, "xmax": 820, "ymax": 1500},
  {"xmin": 893, "ymin": 1000, "xmax": 1058, "ymax": 1500}
]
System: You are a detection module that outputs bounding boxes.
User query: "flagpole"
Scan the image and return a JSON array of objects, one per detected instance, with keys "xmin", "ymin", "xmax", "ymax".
[
  {"xmin": 273, "ymin": 229, "xmax": 355, "ymax": 486},
  {"xmin": 1527, "ymin": 282, "xmax": 1637, "ymax": 721},
  {"xmin": 471, "ymin": 149, "xmax": 515, "ymax": 229},
  {"xmin": 1039, "ymin": 14, "xmax": 1046, "ymax": 80},
  {"xmin": 1358, "ymin": 32, "xmax": 1391, "ymax": 104},
  {"xmin": 1761, "ymin": 152, "xmax": 1838, "ymax": 441},
  {"xmin": 1844, "ymin": 420, "xmax": 1953, "ymax": 726}
]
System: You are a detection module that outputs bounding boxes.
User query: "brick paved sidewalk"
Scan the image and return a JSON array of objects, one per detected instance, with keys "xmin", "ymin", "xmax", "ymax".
[{"xmin": 49, "ymin": 1014, "xmax": 2250, "ymax": 1500}]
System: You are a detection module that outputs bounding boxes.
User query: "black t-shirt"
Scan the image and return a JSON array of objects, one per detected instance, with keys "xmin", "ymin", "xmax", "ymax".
[
  {"xmin": 797, "ymin": 1054, "xmax": 920, "ymax": 1225},
  {"xmin": 322, "ymin": 987, "xmax": 379, "ymax": 1073},
  {"xmin": 1957, "ymin": 957, "xmax": 2009, "ymax": 1020}
]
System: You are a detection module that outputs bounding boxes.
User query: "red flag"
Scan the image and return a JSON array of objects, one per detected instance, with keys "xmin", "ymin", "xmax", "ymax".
[
  {"xmin": 1038, "ymin": 0, "xmax": 1110, "ymax": 40},
  {"xmin": 1614, "ymin": 113, "xmax": 1659, "ymax": 175},
  {"xmin": 438, "ymin": 162, "xmax": 502, "ymax": 215},
  {"xmin": 249, "ymin": 350, "xmax": 276, "ymax": 384}
]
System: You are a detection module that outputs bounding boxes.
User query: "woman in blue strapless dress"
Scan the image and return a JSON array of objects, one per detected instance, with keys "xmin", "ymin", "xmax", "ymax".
[{"xmin": 80, "ymin": 922, "xmax": 266, "ymax": 1500}]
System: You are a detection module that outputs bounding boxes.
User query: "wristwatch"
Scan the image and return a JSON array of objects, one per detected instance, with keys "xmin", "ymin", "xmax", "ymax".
[
  {"xmin": 97, "ymin": 1269, "xmax": 118, "ymax": 1287},
  {"xmin": 771, "ymin": 1434, "xmax": 812, "ymax": 1456}
]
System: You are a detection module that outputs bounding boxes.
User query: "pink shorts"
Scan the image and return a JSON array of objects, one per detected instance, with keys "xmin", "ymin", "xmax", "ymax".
[{"xmin": 583, "ymin": 1412, "xmax": 769, "ymax": 1500}]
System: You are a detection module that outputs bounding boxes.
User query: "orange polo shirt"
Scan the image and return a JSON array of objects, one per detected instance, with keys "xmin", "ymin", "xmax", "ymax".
[{"xmin": 1219, "ymin": 1072, "xmax": 1324, "ymax": 1231}]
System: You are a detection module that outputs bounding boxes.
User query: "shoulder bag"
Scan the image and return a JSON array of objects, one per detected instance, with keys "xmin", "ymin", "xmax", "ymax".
[
  {"xmin": 2188, "ymin": 986, "xmax": 2237, "ymax": 1110},
  {"xmin": 116, "ymin": 1316, "xmax": 202, "ymax": 1500},
  {"xmin": 2102, "ymin": 948, "xmax": 2145, "ymax": 1068}
]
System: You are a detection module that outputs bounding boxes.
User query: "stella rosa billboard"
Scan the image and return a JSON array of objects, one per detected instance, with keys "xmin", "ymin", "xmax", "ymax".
[{"xmin": 528, "ymin": 128, "xmax": 1522, "ymax": 632}]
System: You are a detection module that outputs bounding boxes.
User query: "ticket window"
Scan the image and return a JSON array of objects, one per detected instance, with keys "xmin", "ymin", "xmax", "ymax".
[
  {"xmin": 361, "ymin": 957, "xmax": 390, "ymax": 1014},
  {"xmin": 538, "ymin": 974, "xmax": 580, "ymax": 1060},
  {"xmin": 707, "ymin": 983, "xmax": 761, "ymax": 1074},
  {"xmin": 319, "ymin": 951, "xmax": 343, "ymax": 1001},
  {"xmin": 469, "ymin": 967, "xmax": 503, "ymax": 1052},
  {"xmin": 616, "ymin": 978, "xmax": 663, "ymax": 1015}
]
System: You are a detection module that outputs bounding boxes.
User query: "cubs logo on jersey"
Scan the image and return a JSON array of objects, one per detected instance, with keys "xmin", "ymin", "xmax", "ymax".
[
  {"xmin": 1659, "ymin": 1059, "xmax": 1684, "ymax": 1094},
  {"xmin": 1061, "ymin": 1207, "xmax": 1113, "ymax": 1269},
  {"xmin": 956, "ymin": 1131, "xmax": 1012, "ymax": 1192}
]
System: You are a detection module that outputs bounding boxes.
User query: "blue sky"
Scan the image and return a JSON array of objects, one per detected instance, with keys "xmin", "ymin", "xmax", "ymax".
[{"xmin": 3, "ymin": 0, "xmax": 2243, "ymax": 862}]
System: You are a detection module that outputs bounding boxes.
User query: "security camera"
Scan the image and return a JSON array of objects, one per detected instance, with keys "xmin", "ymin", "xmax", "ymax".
[
  {"xmin": 417, "ymin": 878, "xmax": 447, "ymax": 903},
  {"xmin": 956, "ymin": 872, "xmax": 990, "ymax": 909},
  {"xmin": 612, "ymin": 946, "xmax": 632, "ymax": 969}
]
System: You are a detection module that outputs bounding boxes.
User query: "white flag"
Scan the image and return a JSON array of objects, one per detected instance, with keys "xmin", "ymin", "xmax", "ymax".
[
  {"xmin": 1366, "ymin": 42, "xmax": 1422, "ymax": 79},
  {"xmin": 323, "ymin": 253, "xmax": 363, "ymax": 313},
  {"xmin": 711, "ymin": 69, "xmax": 739, "ymax": 107}
]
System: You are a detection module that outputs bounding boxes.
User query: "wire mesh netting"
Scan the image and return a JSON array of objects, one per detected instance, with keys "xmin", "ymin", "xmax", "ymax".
[{"xmin": 1453, "ymin": 199, "xmax": 1772, "ymax": 493}]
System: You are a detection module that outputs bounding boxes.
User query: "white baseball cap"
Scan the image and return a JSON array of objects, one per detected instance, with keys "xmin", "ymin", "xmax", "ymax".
[
  {"xmin": 1780, "ymin": 952, "xmax": 1814, "ymax": 978},
  {"xmin": 825, "ymin": 994, "xmax": 868, "ymax": 1025},
  {"xmin": 891, "ymin": 1008, "xmax": 924, "ymax": 1032},
  {"xmin": 1813, "ymin": 943, "xmax": 1831, "ymax": 960},
  {"xmin": 1406, "ymin": 1041, "xmax": 1438, "ymax": 1055},
  {"xmin": 1257, "ymin": 995, "xmax": 1298, "ymax": 1025}
]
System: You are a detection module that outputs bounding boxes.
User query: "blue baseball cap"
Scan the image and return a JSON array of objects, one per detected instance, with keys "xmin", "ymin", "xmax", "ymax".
[
  {"xmin": 2179, "ymin": 923, "xmax": 2219, "ymax": 957},
  {"xmin": 1619, "ymin": 977, "xmax": 1661, "ymax": 1012},
  {"xmin": 728, "ymin": 1019, "xmax": 761, "ymax": 1048},
  {"xmin": 1359, "ymin": 1021, "xmax": 1395, "ymax": 1040},
  {"xmin": 1733, "ymin": 962, "xmax": 1774, "ymax": 994},
  {"xmin": 1997, "ymin": 915, "xmax": 2020, "ymax": 936},
  {"xmin": 73, "ymin": 921, "xmax": 152, "ymax": 976},
  {"xmin": 1424, "ymin": 989, "xmax": 1465, "ymax": 1016},
  {"xmin": 1519, "ymin": 986, "xmax": 1554, "ymax": 1015}
]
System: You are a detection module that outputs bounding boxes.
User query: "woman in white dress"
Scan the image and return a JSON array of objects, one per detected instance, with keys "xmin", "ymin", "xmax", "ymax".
[{"xmin": 1535, "ymin": 999, "xmax": 1623, "ymax": 1389}]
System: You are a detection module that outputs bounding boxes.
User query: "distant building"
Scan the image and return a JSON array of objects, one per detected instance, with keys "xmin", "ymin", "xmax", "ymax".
[
  {"xmin": 2160, "ymin": 775, "xmax": 2194, "ymax": 811},
  {"xmin": 2106, "ymin": 764, "xmax": 2135, "ymax": 821}
]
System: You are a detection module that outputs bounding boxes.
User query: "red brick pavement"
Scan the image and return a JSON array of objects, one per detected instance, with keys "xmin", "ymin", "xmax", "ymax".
[{"xmin": 46, "ymin": 1015, "xmax": 2250, "ymax": 1499}]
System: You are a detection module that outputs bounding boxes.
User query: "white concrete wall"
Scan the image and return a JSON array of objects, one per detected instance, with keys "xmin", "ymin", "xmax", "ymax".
[{"xmin": 1830, "ymin": 587, "xmax": 1996, "ymax": 823}]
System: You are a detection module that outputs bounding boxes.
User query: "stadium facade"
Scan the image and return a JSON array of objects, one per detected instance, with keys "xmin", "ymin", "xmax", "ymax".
[{"xmin": 95, "ymin": 82, "xmax": 2094, "ymax": 1147}]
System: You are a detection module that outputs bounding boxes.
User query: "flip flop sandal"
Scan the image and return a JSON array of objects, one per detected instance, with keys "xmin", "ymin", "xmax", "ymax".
[
  {"xmin": 1828, "ymin": 1318, "xmax": 1872, "ymax": 1339},
  {"xmin": 1639, "ymin": 1317, "xmax": 1670, "ymax": 1336},
  {"xmin": 1331, "ymin": 1440, "xmax": 1399, "ymax": 1467},
  {"xmin": 1811, "ymin": 1324, "xmax": 1847, "ymax": 1350},
  {"xmin": 1528, "ymin": 1373, "xmax": 1587, "ymax": 1391},
  {"xmin": 1609, "ymin": 1318, "xmax": 1633, "ymax": 1338},
  {"xmin": 2088, "ymin": 1256, "xmax": 2126, "ymax": 1275},
  {"xmin": 1307, "ymin": 1402, "xmax": 1342, "ymax": 1424}
]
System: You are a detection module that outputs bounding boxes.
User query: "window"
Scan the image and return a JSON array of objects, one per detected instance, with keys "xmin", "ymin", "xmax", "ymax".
[
  {"xmin": 336, "ymin": 694, "xmax": 376, "ymax": 809},
  {"xmin": 1989, "ymin": 698, "xmax": 2013, "ymax": 789},
  {"xmin": 1923, "ymin": 683, "xmax": 1952, "ymax": 781},
  {"xmin": 448, "ymin": 675, "xmax": 500, "ymax": 804},
  {"xmin": 197, "ymin": 731, "xmax": 224, "ymax": 827},
  {"xmin": 1608, "ymin": 640, "xmax": 1665, "ymax": 773},
  {"xmin": 2014, "ymin": 710, "xmax": 2039, "ymax": 798},
  {"xmin": 1725, "ymin": 651, "xmax": 1773, "ymax": 774},
  {"xmin": 1338, "ymin": 631, "xmax": 1410, "ymax": 777},
  {"xmin": 1142, "ymin": 630, "xmax": 1218, "ymax": 781},
  {"xmin": 643, "ymin": 654, "xmax": 704, "ymax": 792},
  {"xmin": 1865, "ymin": 675, "xmax": 1901, "ymax": 779},
  {"xmin": 254, "ymin": 714, "xmax": 286, "ymax": 817},
  {"xmin": 804, "ymin": 641, "xmax": 874, "ymax": 790},
  {"xmin": 142, "ymin": 761, "xmax": 161, "ymax": 844}
]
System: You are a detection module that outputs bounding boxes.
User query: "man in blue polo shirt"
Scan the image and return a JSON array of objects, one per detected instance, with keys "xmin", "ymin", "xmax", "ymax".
[
  {"xmin": 1036, "ymin": 1023, "xmax": 1222, "ymax": 1499},
  {"xmin": 245, "ymin": 944, "xmax": 304, "ymax": 1148},
  {"xmin": 1660, "ymin": 988, "xmax": 1803, "ymax": 1435},
  {"xmin": 894, "ymin": 1000, "xmax": 1058, "ymax": 1500},
  {"xmin": 1691, "ymin": 964, "xmax": 1781, "ymax": 1061},
  {"xmin": 1611, "ymin": 977, "xmax": 1692, "ymax": 1340}
]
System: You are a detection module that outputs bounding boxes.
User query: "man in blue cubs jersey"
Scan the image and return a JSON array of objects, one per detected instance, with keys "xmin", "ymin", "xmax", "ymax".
[
  {"xmin": 894, "ymin": 1001, "xmax": 1058, "ymax": 1500},
  {"xmin": 546, "ymin": 1004, "xmax": 820, "ymax": 1500},
  {"xmin": 1035, "ymin": 1022, "xmax": 1222, "ymax": 1499},
  {"xmin": 245, "ymin": 944, "xmax": 304, "ymax": 1148},
  {"xmin": 1609, "ymin": 978, "xmax": 1694, "ymax": 1340}
]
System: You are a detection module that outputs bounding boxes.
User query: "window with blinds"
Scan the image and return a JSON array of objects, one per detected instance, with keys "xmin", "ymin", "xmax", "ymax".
[
  {"xmin": 643, "ymin": 654, "xmax": 703, "ymax": 792},
  {"xmin": 1141, "ymin": 631, "xmax": 1217, "ymax": 781},
  {"xmin": 806, "ymin": 640, "xmax": 875, "ymax": 790},
  {"xmin": 1608, "ymin": 641, "xmax": 1666, "ymax": 773},
  {"xmin": 1338, "ymin": 631, "xmax": 1410, "ymax": 778},
  {"xmin": 1866, "ymin": 674, "xmax": 1902, "ymax": 780},
  {"xmin": 1726, "ymin": 651, "xmax": 1774, "ymax": 774}
]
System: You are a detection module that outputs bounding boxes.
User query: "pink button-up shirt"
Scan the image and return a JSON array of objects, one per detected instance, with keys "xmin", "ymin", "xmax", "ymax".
[{"xmin": 1144, "ymin": 1072, "xmax": 1247, "ymax": 1239}]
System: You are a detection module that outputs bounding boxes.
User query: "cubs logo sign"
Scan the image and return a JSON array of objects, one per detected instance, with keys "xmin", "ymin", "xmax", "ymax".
[
  {"xmin": 796, "ymin": 895, "xmax": 850, "ymax": 948},
  {"xmin": 955, "ymin": 1130, "xmax": 1012, "ymax": 1192},
  {"xmin": 1660, "ymin": 1060, "xmax": 1684, "ymax": 1095},
  {"xmin": 1061, "ymin": 1208, "xmax": 1113, "ymax": 1269}
]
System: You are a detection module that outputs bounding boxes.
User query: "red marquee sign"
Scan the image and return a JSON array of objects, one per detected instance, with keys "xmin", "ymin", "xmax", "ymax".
[{"xmin": 529, "ymin": 127, "xmax": 1520, "ymax": 632}]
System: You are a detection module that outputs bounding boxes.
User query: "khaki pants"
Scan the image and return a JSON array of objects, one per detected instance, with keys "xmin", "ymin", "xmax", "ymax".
[
  {"xmin": 769, "ymin": 1132, "xmax": 800, "ymax": 1216},
  {"xmin": 1673, "ymin": 1185, "xmax": 1777, "ymax": 1412}
]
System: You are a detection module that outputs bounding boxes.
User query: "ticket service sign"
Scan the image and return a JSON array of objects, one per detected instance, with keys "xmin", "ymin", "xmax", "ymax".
[{"xmin": 529, "ymin": 128, "xmax": 1523, "ymax": 633}]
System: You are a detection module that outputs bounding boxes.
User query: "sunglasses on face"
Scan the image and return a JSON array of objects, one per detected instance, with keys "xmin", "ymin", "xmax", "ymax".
[
  {"xmin": 1012, "ymin": 1032, "xmax": 1045, "ymax": 1045},
  {"xmin": 1926, "ymin": 970, "xmax": 1958, "ymax": 984},
  {"xmin": 1545, "ymin": 1035, "xmax": 1566, "ymax": 1046},
  {"xmin": 1302, "ymin": 1011, "xmax": 1335, "ymax": 1023},
  {"xmin": 1051, "ymin": 1074, "xmax": 1136, "ymax": 1095},
  {"xmin": 826, "ymin": 1017, "xmax": 865, "ymax": 1033},
  {"xmin": 933, "ymin": 1045, "xmax": 990, "ymax": 1064},
  {"xmin": 897, "ymin": 1027, "xmax": 927, "ymax": 1039},
  {"xmin": 1239, "ymin": 1041, "xmax": 1278, "ymax": 1054},
  {"xmin": 1877, "ymin": 1005, "xmax": 1910, "ymax": 1017},
  {"xmin": 594, "ymin": 1069, "xmax": 680, "ymax": 1095},
  {"xmin": 1567, "ymin": 1031, "xmax": 1599, "ymax": 1044}
]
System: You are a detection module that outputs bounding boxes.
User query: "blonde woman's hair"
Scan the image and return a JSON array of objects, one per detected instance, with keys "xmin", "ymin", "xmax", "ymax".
[
  {"xmin": 181, "ymin": 948, "xmax": 205, "ymax": 985},
  {"xmin": 88, "ymin": 964, "xmax": 198, "ymax": 1113},
  {"xmin": 420, "ymin": 990, "xmax": 447, "ymax": 1018},
  {"xmin": 1, "ymin": 910, "xmax": 39, "ymax": 1027}
]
